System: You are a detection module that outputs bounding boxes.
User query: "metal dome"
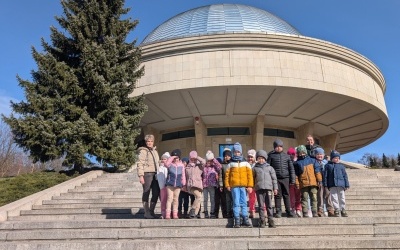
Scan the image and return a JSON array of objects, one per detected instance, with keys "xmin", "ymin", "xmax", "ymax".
[{"xmin": 141, "ymin": 4, "xmax": 301, "ymax": 45}]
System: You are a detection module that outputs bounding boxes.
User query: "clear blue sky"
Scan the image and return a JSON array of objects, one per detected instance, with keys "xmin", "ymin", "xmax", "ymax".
[{"xmin": 0, "ymin": 1, "xmax": 399, "ymax": 162}]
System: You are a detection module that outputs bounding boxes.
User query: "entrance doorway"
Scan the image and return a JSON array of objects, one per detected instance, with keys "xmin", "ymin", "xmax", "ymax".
[{"xmin": 218, "ymin": 144, "xmax": 234, "ymax": 158}]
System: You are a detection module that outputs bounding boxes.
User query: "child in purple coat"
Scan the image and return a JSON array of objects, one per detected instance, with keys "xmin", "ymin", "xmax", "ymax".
[{"xmin": 202, "ymin": 150, "xmax": 221, "ymax": 218}]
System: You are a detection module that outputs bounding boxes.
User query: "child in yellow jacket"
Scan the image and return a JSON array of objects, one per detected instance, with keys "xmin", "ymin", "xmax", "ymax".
[{"xmin": 224, "ymin": 142, "xmax": 254, "ymax": 228}]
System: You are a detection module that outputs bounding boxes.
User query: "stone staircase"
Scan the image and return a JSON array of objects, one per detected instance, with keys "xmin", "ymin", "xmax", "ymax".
[{"xmin": 1, "ymin": 168, "xmax": 400, "ymax": 249}]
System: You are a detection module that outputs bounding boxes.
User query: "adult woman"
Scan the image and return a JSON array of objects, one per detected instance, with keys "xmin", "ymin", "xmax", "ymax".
[{"xmin": 137, "ymin": 134, "xmax": 160, "ymax": 219}]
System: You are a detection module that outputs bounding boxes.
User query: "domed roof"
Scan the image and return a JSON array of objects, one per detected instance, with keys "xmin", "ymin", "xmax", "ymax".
[{"xmin": 141, "ymin": 4, "xmax": 301, "ymax": 45}]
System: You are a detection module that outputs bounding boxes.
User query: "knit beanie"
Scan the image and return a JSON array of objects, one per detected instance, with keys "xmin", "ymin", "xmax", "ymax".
[
  {"xmin": 273, "ymin": 139, "xmax": 284, "ymax": 148},
  {"xmin": 171, "ymin": 149, "xmax": 181, "ymax": 158},
  {"xmin": 189, "ymin": 150, "xmax": 198, "ymax": 159},
  {"xmin": 287, "ymin": 147, "xmax": 296, "ymax": 155},
  {"xmin": 256, "ymin": 150, "xmax": 268, "ymax": 161},
  {"xmin": 247, "ymin": 149, "xmax": 256, "ymax": 158},
  {"xmin": 296, "ymin": 145, "xmax": 307, "ymax": 155},
  {"xmin": 314, "ymin": 147, "xmax": 325, "ymax": 155},
  {"xmin": 330, "ymin": 150, "xmax": 340, "ymax": 159},
  {"xmin": 161, "ymin": 152, "xmax": 170, "ymax": 159},
  {"xmin": 206, "ymin": 151, "xmax": 214, "ymax": 161},
  {"xmin": 233, "ymin": 142, "xmax": 242, "ymax": 154},
  {"xmin": 223, "ymin": 150, "xmax": 232, "ymax": 158}
]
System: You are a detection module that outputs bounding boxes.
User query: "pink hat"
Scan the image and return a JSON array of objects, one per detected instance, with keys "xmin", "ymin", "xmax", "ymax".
[
  {"xmin": 287, "ymin": 147, "xmax": 296, "ymax": 155},
  {"xmin": 189, "ymin": 150, "xmax": 198, "ymax": 159}
]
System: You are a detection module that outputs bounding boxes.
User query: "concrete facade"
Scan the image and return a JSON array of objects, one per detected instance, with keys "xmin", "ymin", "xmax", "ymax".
[{"xmin": 131, "ymin": 7, "xmax": 388, "ymax": 157}]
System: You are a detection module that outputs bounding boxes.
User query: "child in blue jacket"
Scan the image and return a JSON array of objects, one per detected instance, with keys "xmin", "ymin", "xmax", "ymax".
[{"xmin": 323, "ymin": 150, "xmax": 350, "ymax": 217}]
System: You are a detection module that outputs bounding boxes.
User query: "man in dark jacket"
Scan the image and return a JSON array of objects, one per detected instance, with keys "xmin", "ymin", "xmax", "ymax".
[{"xmin": 267, "ymin": 139, "xmax": 296, "ymax": 217}]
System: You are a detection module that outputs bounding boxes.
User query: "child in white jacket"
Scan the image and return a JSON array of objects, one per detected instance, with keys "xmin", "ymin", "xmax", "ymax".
[{"xmin": 157, "ymin": 152, "xmax": 170, "ymax": 219}]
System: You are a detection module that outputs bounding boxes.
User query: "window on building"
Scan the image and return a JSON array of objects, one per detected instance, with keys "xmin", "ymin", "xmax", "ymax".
[
  {"xmin": 207, "ymin": 127, "xmax": 250, "ymax": 136},
  {"xmin": 264, "ymin": 128, "xmax": 295, "ymax": 139},
  {"xmin": 161, "ymin": 129, "xmax": 195, "ymax": 141}
]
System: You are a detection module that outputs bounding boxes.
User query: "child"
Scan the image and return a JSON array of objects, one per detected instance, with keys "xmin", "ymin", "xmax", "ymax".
[
  {"xmin": 157, "ymin": 152, "xmax": 170, "ymax": 219},
  {"xmin": 224, "ymin": 142, "xmax": 254, "ymax": 228},
  {"xmin": 219, "ymin": 149, "xmax": 233, "ymax": 218},
  {"xmin": 323, "ymin": 150, "xmax": 350, "ymax": 217},
  {"xmin": 287, "ymin": 147, "xmax": 302, "ymax": 217},
  {"xmin": 247, "ymin": 149, "xmax": 257, "ymax": 218},
  {"xmin": 202, "ymin": 150, "xmax": 222, "ymax": 218},
  {"xmin": 294, "ymin": 145, "xmax": 322, "ymax": 218},
  {"xmin": 214, "ymin": 157, "xmax": 226, "ymax": 218},
  {"xmin": 314, "ymin": 148, "xmax": 334, "ymax": 217},
  {"xmin": 253, "ymin": 150, "xmax": 278, "ymax": 228},
  {"xmin": 178, "ymin": 157, "xmax": 191, "ymax": 218},
  {"xmin": 186, "ymin": 150, "xmax": 205, "ymax": 218},
  {"xmin": 267, "ymin": 139, "xmax": 296, "ymax": 218},
  {"xmin": 165, "ymin": 149, "xmax": 186, "ymax": 219}
]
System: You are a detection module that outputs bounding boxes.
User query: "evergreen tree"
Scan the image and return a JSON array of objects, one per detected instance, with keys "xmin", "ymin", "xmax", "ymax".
[
  {"xmin": 2, "ymin": 0, "xmax": 146, "ymax": 170},
  {"xmin": 382, "ymin": 153, "xmax": 390, "ymax": 168},
  {"xmin": 398, "ymin": 153, "xmax": 400, "ymax": 166}
]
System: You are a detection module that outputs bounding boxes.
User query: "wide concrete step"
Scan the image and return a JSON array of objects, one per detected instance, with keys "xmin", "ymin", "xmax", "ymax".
[{"xmin": 2, "ymin": 236, "xmax": 400, "ymax": 250}]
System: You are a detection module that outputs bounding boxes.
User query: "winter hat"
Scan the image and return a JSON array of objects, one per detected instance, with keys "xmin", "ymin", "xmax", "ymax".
[
  {"xmin": 256, "ymin": 150, "xmax": 268, "ymax": 161},
  {"xmin": 223, "ymin": 150, "xmax": 232, "ymax": 158},
  {"xmin": 330, "ymin": 150, "xmax": 340, "ymax": 159},
  {"xmin": 223, "ymin": 147, "xmax": 231, "ymax": 152},
  {"xmin": 247, "ymin": 149, "xmax": 256, "ymax": 158},
  {"xmin": 296, "ymin": 145, "xmax": 307, "ymax": 155},
  {"xmin": 181, "ymin": 157, "xmax": 189, "ymax": 164},
  {"xmin": 189, "ymin": 150, "xmax": 198, "ymax": 159},
  {"xmin": 170, "ymin": 149, "xmax": 181, "ymax": 158},
  {"xmin": 233, "ymin": 142, "xmax": 242, "ymax": 154},
  {"xmin": 206, "ymin": 151, "xmax": 214, "ymax": 161},
  {"xmin": 216, "ymin": 157, "xmax": 223, "ymax": 164},
  {"xmin": 161, "ymin": 152, "xmax": 170, "ymax": 159},
  {"xmin": 287, "ymin": 147, "xmax": 296, "ymax": 155},
  {"xmin": 314, "ymin": 147, "xmax": 325, "ymax": 155},
  {"xmin": 273, "ymin": 139, "xmax": 284, "ymax": 148}
]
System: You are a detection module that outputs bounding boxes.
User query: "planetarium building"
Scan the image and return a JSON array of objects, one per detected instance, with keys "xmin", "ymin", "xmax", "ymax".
[{"xmin": 132, "ymin": 4, "xmax": 388, "ymax": 157}]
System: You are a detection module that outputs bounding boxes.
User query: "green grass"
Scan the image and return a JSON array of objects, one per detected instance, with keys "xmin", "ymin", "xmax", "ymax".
[{"xmin": 0, "ymin": 172, "xmax": 78, "ymax": 207}]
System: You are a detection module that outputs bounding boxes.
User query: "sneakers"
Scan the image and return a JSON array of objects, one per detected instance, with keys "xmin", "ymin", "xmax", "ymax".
[
  {"xmin": 327, "ymin": 209, "xmax": 335, "ymax": 217},
  {"xmin": 334, "ymin": 210, "xmax": 340, "ymax": 217},
  {"xmin": 274, "ymin": 210, "xmax": 282, "ymax": 218},
  {"xmin": 312, "ymin": 211, "xmax": 318, "ymax": 218},
  {"xmin": 189, "ymin": 209, "xmax": 196, "ymax": 219},
  {"xmin": 296, "ymin": 210, "xmax": 303, "ymax": 218},
  {"xmin": 210, "ymin": 212, "xmax": 216, "ymax": 219},
  {"xmin": 204, "ymin": 211, "xmax": 209, "ymax": 218},
  {"xmin": 242, "ymin": 217, "xmax": 253, "ymax": 228},
  {"xmin": 259, "ymin": 219, "xmax": 266, "ymax": 228},
  {"xmin": 341, "ymin": 209, "xmax": 348, "ymax": 217},
  {"xmin": 286, "ymin": 210, "xmax": 295, "ymax": 218},
  {"xmin": 303, "ymin": 212, "xmax": 309, "ymax": 218}
]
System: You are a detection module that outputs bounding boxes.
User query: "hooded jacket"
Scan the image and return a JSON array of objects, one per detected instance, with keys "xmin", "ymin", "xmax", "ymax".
[
  {"xmin": 185, "ymin": 156, "xmax": 206, "ymax": 190},
  {"xmin": 252, "ymin": 162, "xmax": 278, "ymax": 191},
  {"xmin": 294, "ymin": 155, "xmax": 322, "ymax": 188},
  {"xmin": 323, "ymin": 162, "xmax": 350, "ymax": 189}
]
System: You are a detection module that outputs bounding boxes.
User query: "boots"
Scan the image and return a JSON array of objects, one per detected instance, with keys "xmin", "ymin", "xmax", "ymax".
[
  {"xmin": 258, "ymin": 219, "xmax": 266, "ymax": 228},
  {"xmin": 327, "ymin": 208, "xmax": 335, "ymax": 217},
  {"xmin": 334, "ymin": 209, "xmax": 340, "ymax": 217},
  {"xmin": 249, "ymin": 210, "xmax": 255, "ymax": 218},
  {"xmin": 204, "ymin": 211, "xmax": 209, "ymax": 218},
  {"xmin": 268, "ymin": 218, "xmax": 276, "ymax": 228},
  {"xmin": 318, "ymin": 207, "xmax": 324, "ymax": 217},
  {"xmin": 172, "ymin": 211, "xmax": 179, "ymax": 219},
  {"xmin": 286, "ymin": 210, "xmax": 295, "ymax": 218},
  {"xmin": 149, "ymin": 202, "xmax": 157, "ymax": 218},
  {"xmin": 341, "ymin": 209, "xmax": 348, "ymax": 217},
  {"xmin": 233, "ymin": 217, "xmax": 241, "ymax": 228},
  {"xmin": 242, "ymin": 216, "xmax": 253, "ymax": 228},
  {"xmin": 143, "ymin": 202, "xmax": 154, "ymax": 219},
  {"xmin": 312, "ymin": 211, "xmax": 318, "ymax": 217},
  {"xmin": 210, "ymin": 212, "xmax": 216, "ymax": 219},
  {"xmin": 274, "ymin": 208, "xmax": 282, "ymax": 218},
  {"xmin": 165, "ymin": 209, "xmax": 171, "ymax": 219},
  {"xmin": 161, "ymin": 211, "xmax": 166, "ymax": 219},
  {"xmin": 183, "ymin": 210, "xmax": 189, "ymax": 218}
]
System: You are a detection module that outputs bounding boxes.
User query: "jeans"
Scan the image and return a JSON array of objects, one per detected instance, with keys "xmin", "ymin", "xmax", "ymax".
[
  {"xmin": 231, "ymin": 187, "xmax": 248, "ymax": 218},
  {"xmin": 142, "ymin": 172, "xmax": 160, "ymax": 203},
  {"xmin": 203, "ymin": 186, "xmax": 216, "ymax": 212}
]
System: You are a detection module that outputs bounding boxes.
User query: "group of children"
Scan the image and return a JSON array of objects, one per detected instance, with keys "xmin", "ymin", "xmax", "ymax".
[{"xmin": 155, "ymin": 139, "xmax": 350, "ymax": 228}]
